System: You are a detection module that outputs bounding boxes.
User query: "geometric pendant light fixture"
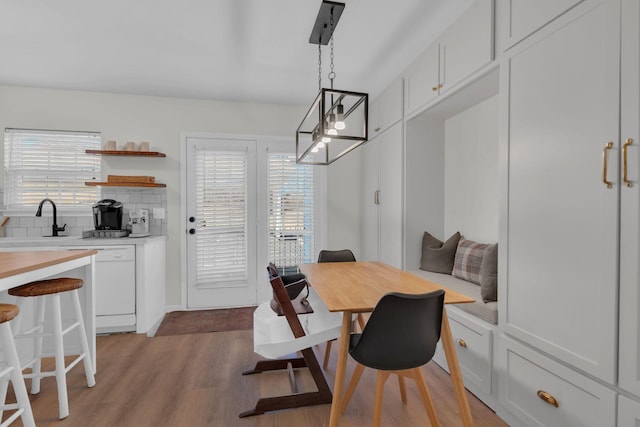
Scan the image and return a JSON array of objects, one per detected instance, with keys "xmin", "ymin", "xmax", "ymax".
[{"xmin": 296, "ymin": 0, "xmax": 369, "ymax": 165}]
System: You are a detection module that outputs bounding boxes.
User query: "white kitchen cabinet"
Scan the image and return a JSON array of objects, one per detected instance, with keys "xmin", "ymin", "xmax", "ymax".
[
  {"xmin": 618, "ymin": 0, "xmax": 640, "ymax": 398},
  {"xmin": 500, "ymin": 336, "xmax": 616, "ymax": 427},
  {"xmin": 368, "ymin": 78, "xmax": 403, "ymax": 139},
  {"xmin": 500, "ymin": 0, "xmax": 619, "ymax": 384},
  {"xmin": 405, "ymin": 0, "xmax": 494, "ymax": 117},
  {"xmin": 618, "ymin": 395, "xmax": 640, "ymax": 427},
  {"xmin": 439, "ymin": 0, "xmax": 494, "ymax": 96},
  {"xmin": 501, "ymin": 0, "xmax": 585, "ymax": 50},
  {"xmin": 405, "ymin": 42, "xmax": 440, "ymax": 116},
  {"xmin": 361, "ymin": 122, "xmax": 403, "ymax": 268}
]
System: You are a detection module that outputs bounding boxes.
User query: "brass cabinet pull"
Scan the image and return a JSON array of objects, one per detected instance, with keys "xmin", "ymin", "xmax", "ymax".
[
  {"xmin": 438, "ymin": 84, "xmax": 443, "ymax": 89},
  {"xmin": 537, "ymin": 390, "xmax": 559, "ymax": 408},
  {"xmin": 602, "ymin": 142, "xmax": 614, "ymax": 188},
  {"xmin": 457, "ymin": 339, "xmax": 467, "ymax": 348},
  {"xmin": 432, "ymin": 86, "xmax": 438, "ymax": 92},
  {"xmin": 624, "ymin": 138, "xmax": 633, "ymax": 188},
  {"xmin": 374, "ymin": 127, "xmax": 381, "ymax": 132},
  {"xmin": 374, "ymin": 190, "xmax": 380, "ymax": 205}
]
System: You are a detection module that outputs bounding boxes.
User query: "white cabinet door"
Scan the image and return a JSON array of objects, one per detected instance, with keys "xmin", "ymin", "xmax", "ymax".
[
  {"xmin": 377, "ymin": 79, "xmax": 403, "ymax": 133},
  {"xmin": 361, "ymin": 123, "xmax": 403, "ymax": 267},
  {"xmin": 361, "ymin": 139, "xmax": 380, "ymax": 262},
  {"xmin": 405, "ymin": 42, "xmax": 440, "ymax": 116},
  {"xmin": 618, "ymin": 395, "xmax": 640, "ymax": 426},
  {"xmin": 439, "ymin": 0, "xmax": 494, "ymax": 95},
  {"xmin": 378, "ymin": 123, "xmax": 403, "ymax": 269},
  {"xmin": 369, "ymin": 78, "xmax": 403, "ymax": 138},
  {"xmin": 502, "ymin": 0, "xmax": 620, "ymax": 383},
  {"xmin": 618, "ymin": 0, "xmax": 640, "ymax": 397},
  {"xmin": 502, "ymin": 0, "xmax": 585, "ymax": 49}
]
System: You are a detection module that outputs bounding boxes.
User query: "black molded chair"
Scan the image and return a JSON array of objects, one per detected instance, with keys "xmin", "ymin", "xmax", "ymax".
[
  {"xmin": 317, "ymin": 249, "xmax": 365, "ymax": 369},
  {"xmin": 317, "ymin": 249, "xmax": 356, "ymax": 263},
  {"xmin": 341, "ymin": 290, "xmax": 445, "ymax": 427}
]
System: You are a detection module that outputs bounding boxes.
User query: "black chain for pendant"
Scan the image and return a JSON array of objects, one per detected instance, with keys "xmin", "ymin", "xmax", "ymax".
[
  {"xmin": 318, "ymin": 44, "xmax": 322, "ymax": 93},
  {"xmin": 329, "ymin": 14, "xmax": 336, "ymax": 89}
]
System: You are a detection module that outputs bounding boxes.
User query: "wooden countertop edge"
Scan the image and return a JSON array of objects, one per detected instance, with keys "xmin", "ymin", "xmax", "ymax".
[{"xmin": 0, "ymin": 250, "xmax": 98, "ymax": 280}]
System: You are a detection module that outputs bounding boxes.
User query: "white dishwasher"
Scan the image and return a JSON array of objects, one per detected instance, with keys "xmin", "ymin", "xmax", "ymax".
[{"xmin": 88, "ymin": 246, "xmax": 136, "ymax": 332}]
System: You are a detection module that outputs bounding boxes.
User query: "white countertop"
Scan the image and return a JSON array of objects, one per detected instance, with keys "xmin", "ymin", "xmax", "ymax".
[{"xmin": 0, "ymin": 235, "xmax": 166, "ymax": 247}]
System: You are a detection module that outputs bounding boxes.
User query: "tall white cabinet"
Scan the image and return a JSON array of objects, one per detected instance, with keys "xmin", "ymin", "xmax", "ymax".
[
  {"xmin": 361, "ymin": 79, "xmax": 403, "ymax": 268},
  {"xmin": 498, "ymin": 0, "xmax": 640, "ymax": 425},
  {"xmin": 618, "ymin": 0, "xmax": 640, "ymax": 401}
]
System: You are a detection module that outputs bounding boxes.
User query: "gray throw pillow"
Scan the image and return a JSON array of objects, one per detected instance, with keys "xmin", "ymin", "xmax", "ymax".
[
  {"xmin": 479, "ymin": 243, "xmax": 498, "ymax": 302},
  {"xmin": 420, "ymin": 231, "xmax": 461, "ymax": 274}
]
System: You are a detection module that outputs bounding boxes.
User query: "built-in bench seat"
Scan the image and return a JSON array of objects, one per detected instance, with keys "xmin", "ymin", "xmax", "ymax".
[{"xmin": 408, "ymin": 269, "xmax": 497, "ymax": 325}]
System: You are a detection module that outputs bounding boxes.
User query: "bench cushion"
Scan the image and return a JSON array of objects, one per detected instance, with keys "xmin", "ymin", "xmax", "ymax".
[{"xmin": 408, "ymin": 270, "xmax": 497, "ymax": 325}]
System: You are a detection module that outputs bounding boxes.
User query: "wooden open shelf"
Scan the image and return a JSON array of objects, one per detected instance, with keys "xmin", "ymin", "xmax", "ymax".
[
  {"xmin": 85, "ymin": 182, "xmax": 166, "ymax": 188},
  {"xmin": 86, "ymin": 149, "xmax": 166, "ymax": 157}
]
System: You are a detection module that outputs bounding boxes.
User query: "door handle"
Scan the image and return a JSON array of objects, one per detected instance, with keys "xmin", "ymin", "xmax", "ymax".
[
  {"xmin": 188, "ymin": 228, "xmax": 196, "ymax": 235},
  {"xmin": 189, "ymin": 216, "xmax": 196, "ymax": 223},
  {"xmin": 602, "ymin": 142, "xmax": 613, "ymax": 188},
  {"xmin": 624, "ymin": 138, "xmax": 633, "ymax": 188}
]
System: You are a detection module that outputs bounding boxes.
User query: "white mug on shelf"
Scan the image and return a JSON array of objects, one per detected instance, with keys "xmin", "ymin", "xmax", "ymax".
[
  {"xmin": 139, "ymin": 141, "xmax": 150, "ymax": 152},
  {"xmin": 124, "ymin": 141, "xmax": 135, "ymax": 151}
]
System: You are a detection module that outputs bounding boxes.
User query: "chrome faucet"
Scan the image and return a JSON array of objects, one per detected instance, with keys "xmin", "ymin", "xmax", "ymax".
[{"xmin": 35, "ymin": 198, "xmax": 66, "ymax": 237}]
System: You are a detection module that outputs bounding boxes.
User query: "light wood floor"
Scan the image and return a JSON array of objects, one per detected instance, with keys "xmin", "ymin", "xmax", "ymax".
[{"xmin": 7, "ymin": 330, "xmax": 508, "ymax": 426}]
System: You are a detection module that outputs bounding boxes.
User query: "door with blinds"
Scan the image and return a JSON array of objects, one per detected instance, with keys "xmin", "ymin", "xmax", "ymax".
[
  {"xmin": 186, "ymin": 136, "xmax": 319, "ymax": 308},
  {"xmin": 186, "ymin": 137, "xmax": 257, "ymax": 308}
]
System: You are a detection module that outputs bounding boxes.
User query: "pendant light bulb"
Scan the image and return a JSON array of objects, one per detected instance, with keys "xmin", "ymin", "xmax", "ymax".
[
  {"xmin": 321, "ymin": 136, "xmax": 331, "ymax": 143},
  {"xmin": 334, "ymin": 104, "xmax": 346, "ymax": 130},
  {"xmin": 328, "ymin": 128, "xmax": 337, "ymax": 136},
  {"xmin": 311, "ymin": 146, "xmax": 319, "ymax": 153},
  {"xmin": 317, "ymin": 141, "xmax": 326, "ymax": 149}
]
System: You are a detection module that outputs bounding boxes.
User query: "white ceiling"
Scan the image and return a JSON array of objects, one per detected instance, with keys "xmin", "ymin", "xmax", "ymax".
[{"xmin": 0, "ymin": 0, "xmax": 474, "ymax": 105}]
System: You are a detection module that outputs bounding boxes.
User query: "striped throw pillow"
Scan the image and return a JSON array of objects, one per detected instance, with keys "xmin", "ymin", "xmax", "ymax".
[{"xmin": 452, "ymin": 239, "xmax": 491, "ymax": 285}]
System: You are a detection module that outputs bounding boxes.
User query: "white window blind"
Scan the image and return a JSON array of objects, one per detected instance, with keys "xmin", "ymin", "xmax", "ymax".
[
  {"xmin": 4, "ymin": 128, "xmax": 101, "ymax": 210},
  {"xmin": 195, "ymin": 148, "xmax": 248, "ymax": 286},
  {"xmin": 268, "ymin": 152, "xmax": 315, "ymax": 273}
]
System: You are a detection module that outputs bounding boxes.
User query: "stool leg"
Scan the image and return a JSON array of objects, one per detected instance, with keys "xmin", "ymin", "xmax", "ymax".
[
  {"xmin": 30, "ymin": 296, "xmax": 46, "ymax": 395},
  {"xmin": 71, "ymin": 290, "xmax": 95, "ymax": 386},
  {"xmin": 0, "ymin": 323, "xmax": 35, "ymax": 427},
  {"xmin": 0, "ymin": 376, "xmax": 8, "ymax": 421},
  {"xmin": 51, "ymin": 293, "xmax": 69, "ymax": 419}
]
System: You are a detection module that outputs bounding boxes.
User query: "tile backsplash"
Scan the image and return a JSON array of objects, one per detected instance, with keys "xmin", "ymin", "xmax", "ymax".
[{"xmin": 0, "ymin": 188, "xmax": 167, "ymax": 237}]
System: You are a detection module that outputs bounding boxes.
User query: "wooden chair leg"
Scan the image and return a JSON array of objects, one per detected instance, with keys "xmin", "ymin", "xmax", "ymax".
[
  {"xmin": 356, "ymin": 313, "xmax": 366, "ymax": 331},
  {"xmin": 397, "ymin": 375, "xmax": 408, "ymax": 403},
  {"xmin": 323, "ymin": 340, "xmax": 333, "ymax": 370},
  {"xmin": 341, "ymin": 363, "xmax": 365, "ymax": 414},
  {"xmin": 373, "ymin": 371, "xmax": 391, "ymax": 427},
  {"xmin": 412, "ymin": 367, "xmax": 440, "ymax": 427}
]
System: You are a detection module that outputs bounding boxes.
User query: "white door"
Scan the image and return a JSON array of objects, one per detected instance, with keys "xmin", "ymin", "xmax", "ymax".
[
  {"xmin": 378, "ymin": 123, "xmax": 403, "ymax": 269},
  {"xmin": 361, "ymin": 138, "xmax": 380, "ymax": 262},
  {"xmin": 186, "ymin": 136, "xmax": 257, "ymax": 308},
  {"xmin": 502, "ymin": 0, "xmax": 620, "ymax": 382}
]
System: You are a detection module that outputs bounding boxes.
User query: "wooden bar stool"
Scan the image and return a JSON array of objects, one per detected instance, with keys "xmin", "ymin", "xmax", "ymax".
[
  {"xmin": 0, "ymin": 303, "xmax": 35, "ymax": 426},
  {"xmin": 9, "ymin": 278, "xmax": 95, "ymax": 420}
]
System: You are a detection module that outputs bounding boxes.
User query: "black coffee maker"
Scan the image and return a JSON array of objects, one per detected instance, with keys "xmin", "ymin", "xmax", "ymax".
[{"xmin": 92, "ymin": 199, "xmax": 123, "ymax": 230}]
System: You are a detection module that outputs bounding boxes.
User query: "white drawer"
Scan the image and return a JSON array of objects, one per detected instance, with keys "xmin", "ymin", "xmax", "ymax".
[
  {"xmin": 433, "ymin": 307, "xmax": 493, "ymax": 396},
  {"xmin": 500, "ymin": 336, "xmax": 616, "ymax": 427},
  {"xmin": 93, "ymin": 246, "xmax": 135, "ymax": 262}
]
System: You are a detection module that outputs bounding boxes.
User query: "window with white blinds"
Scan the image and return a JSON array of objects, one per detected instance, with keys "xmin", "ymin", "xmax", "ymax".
[
  {"xmin": 268, "ymin": 152, "xmax": 315, "ymax": 274},
  {"xmin": 195, "ymin": 148, "xmax": 248, "ymax": 286},
  {"xmin": 3, "ymin": 128, "xmax": 101, "ymax": 210}
]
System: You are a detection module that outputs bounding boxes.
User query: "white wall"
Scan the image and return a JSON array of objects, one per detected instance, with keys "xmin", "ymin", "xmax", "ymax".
[
  {"xmin": 0, "ymin": 85, "xmax": 361, "ymax": 307},
  {"xmin": 444, "ymin": 94, "xmax": 499, "ymax": 242}
]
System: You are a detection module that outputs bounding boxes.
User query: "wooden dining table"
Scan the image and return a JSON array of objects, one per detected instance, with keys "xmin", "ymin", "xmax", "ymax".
[{"xmin": 299, "ymin": 261, "xmax": 476, "ymax": 427}]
